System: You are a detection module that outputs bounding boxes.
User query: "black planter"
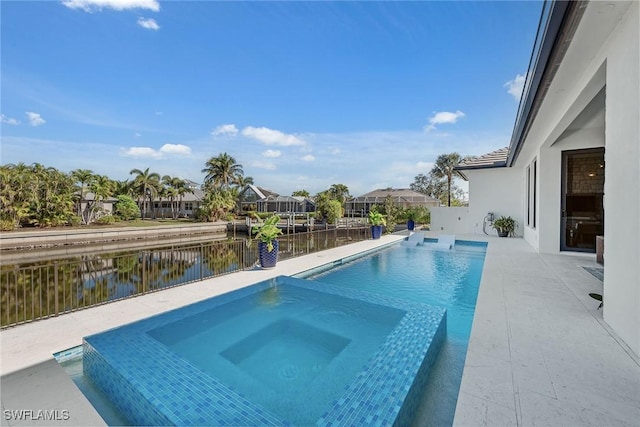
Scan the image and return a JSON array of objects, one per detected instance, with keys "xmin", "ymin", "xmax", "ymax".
[
  {"xmin": 258, "ymin": 240, "xmax": 279, "ymax": 268},
  {"xmin": 497, "ymin": 230, "xmax": 509, "ymax": 237},
  {"xmin": 371, "ymin": 225, "xmax": 383, "ymax": 239},
  {"xmin": 407, "ymin": 220, "xmax": 415, "ymax": 231}
]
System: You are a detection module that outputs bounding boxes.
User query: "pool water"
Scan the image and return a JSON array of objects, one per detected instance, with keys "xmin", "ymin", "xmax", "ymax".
[
  {"xmin": 145, "ymin": 284, "xmax": 406, "ymax": 424},
  {"xmin": 81, "ymin": 276, "xmax": 446, "ymax": 426},
  {"xmin": 302, "ymin": 240, "xmax": 487, "ymax": 426},
  {"xmin": 59, "ymin": 238, "xmax": 485, "ymax": 426}
]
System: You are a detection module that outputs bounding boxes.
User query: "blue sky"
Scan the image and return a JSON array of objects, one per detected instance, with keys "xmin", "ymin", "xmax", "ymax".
[{"xmin": 1, "ymin": 0, "xmax": 542, "ymax": 196}]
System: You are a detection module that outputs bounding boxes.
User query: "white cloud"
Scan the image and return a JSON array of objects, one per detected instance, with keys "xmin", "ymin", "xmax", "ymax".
[
  {"xmin": 505, "ymin": 73, "xmax": 527, "ymax": 101},
  {"xmin": 25, "ymin": 112, "xmax": 46, "ymax": 127},
  {"xmin": 425, "ymin": 110, "xmax": 465, "ymax": 132},
  {"xmin": 120, "ymin": 143, "xmax": 191, "ymax": 158},
  {"xmin": 263, "ymin": 149, "xmax": 281, "ymax": 158},
  {"xmin": 61, "ymin": 0, "xmax": 160, "ymax": 12},
  {"xmin": 137, "ymin": 17, "xmax": 159, "ymax": 30},
  {"xmin": 301, "ymin": 155, "xmax": 315, "ymax": 162},
  {"xmin": 134, "ymin": 132, "xmax": 142, "ymax": 137},
  {"xmin": 242, "ymin": 126, "xmax": 306, "ymax": 146},
  {"xmin": 120, "ymin": 146, "xmax": 163, "ymax": 159},
  {"xmin": 416, "ymin": 161, "xmax": 433, "ymax": 169},
  {"xmin": 160, "ymin": 143, "xmax": 191, "ymax": 155},
  {"xmin": 211, "ymin": 124, "xmax": 238, "ymax": 137},
  {"xmin": 250, "ymin": 160, "xmax": 277, "ymax": 170},
  {"xmin": 330, "ymin": 147, "xmax": 341, "ymax": 155},
  {"xmin": 1, "ymin": 114, "xmax": 20, "ymax": 125}
]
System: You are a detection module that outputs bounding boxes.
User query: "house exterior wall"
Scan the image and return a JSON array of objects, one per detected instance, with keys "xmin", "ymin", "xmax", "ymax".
[
  {"xmin": 601, "ymin": 1, "xmax": 640, "ymax": 356},
  {"xmin": 464, "ymin": 1, "xmax": 639, "ymax": 355},
  {"xmin": 519, "ymin": 1, "xmax": 639, "ymax": 355},
  {"xmin": 430, "ymin": 207, "xmax": 471, "ymax": 234},
  {"xmin": 464, "ymin": 168, "xmax": 523, "ymax": 237}
]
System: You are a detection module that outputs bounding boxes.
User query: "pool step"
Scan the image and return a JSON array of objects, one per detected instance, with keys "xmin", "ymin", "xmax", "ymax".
[
  {"xmin": 401, "ymin": 232, "xmax": 425, "ymax": 247},
  {"xmin": 433, "ymin": 234, "xmax": 455, "ymax": 250}
]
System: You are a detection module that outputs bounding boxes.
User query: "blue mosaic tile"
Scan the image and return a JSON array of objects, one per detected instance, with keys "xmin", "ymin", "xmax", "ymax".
[{"xmin": 83, "ymin": 275, "xmax": 446, "ymax": 426}]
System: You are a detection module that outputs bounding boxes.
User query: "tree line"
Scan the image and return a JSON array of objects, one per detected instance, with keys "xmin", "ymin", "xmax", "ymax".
[{"xmin": 0, "ymin": 151, "xmax": 469, "ymax": 230}]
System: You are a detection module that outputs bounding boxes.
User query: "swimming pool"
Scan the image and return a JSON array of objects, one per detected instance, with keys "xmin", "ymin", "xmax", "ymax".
[
  {"xmin": 299, "ymin": 239, "xmax": 487, "ymax": 425},
  {"xmin": 82, "ymin": 275, "xmax": 446, "ymax": 426}
]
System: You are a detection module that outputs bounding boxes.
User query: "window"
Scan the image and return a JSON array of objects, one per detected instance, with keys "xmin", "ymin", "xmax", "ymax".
[
  {"xmin": 526, "ymin": 165, "xmax": 531, "ymax": 226},
  {"xmin": 526, "ymin": 159, "xmax": 537, "ymax": 229},
  {"xmin": 532, "ymin": 159, "xmax": 537, "ymax": 228}
]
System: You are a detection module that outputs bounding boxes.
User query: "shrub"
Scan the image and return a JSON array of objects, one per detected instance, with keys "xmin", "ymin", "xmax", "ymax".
[
  {"xmin": 0, "ymin": 218, "xmax": 16, "ymax": 231},
  {"xmin": 67, "ymin": 215, "xmax": 82, "ymax": 227},
  {"xmin": 325, "ymin": 200, "xmax": 343, "ymax": 223},
  {"xmin": 114, "ymin": 195, "xmax": 140, "ymax": 221},
  {"xmin": 95, "ymin": 214, "xmax": 117, "ymax": 225}
]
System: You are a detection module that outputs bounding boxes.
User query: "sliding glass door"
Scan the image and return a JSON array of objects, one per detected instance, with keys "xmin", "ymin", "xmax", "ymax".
[{"xmin": 560, "ymin": 148, "xmax": 605, "ymax": 252}]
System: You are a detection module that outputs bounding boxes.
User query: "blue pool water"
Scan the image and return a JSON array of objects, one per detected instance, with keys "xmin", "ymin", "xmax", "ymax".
[
  {"xmin": 82, "ymin": 276, "xmax": 446, "ymax": 426},
  {"xmin": 61, "ymin": 238, "xmax": 485, "ymax": 426},
  {"xmin": 301, "ymin": 239, "xmax": 487, "ymax": 426},
  {"xmin": 146, "ymin": 284, "xmax": 405, "ymax": 424}
]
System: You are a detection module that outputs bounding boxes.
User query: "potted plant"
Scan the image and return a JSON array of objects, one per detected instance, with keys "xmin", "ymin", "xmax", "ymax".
[
  {"xmin": 405, "ymin": 207, "xmax": 417, "ymax": 231},
  {"xmin": 368, "ymin": 210, "xmax": 386, "ymax": 240},
  {"xmin": 252, "ymin": 214, "xmax": 283, "ymax": 268},
  {"xmin": 492, "ymin": 215, "xmax": 517, "ymax": 237}
]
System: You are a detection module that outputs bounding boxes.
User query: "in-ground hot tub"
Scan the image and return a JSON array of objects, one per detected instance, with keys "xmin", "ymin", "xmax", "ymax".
[{"xmin": 83, "ymin": 275, "xmax": 446, "ymax": 426}]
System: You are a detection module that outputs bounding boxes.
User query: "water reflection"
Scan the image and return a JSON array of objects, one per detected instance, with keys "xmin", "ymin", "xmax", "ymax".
[{"xmin": 1, "ymin": 228, "xmax": 369, "ymax": 327}]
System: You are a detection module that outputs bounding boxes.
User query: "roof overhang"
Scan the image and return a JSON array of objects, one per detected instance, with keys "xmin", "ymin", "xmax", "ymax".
[{"xmin": 506, "ymin": 0, "xmax": 586, "ymax": 167}]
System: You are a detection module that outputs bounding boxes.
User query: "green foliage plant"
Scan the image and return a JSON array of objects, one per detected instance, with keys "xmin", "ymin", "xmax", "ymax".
[
  {"xmin": 492, "ymin": 215, "xmax": 517, "ymax": 236},
  {"xmin": 404, "ymin": 206, "xmax": 430, "ymax": 224},
  {"xmin": 201, "ymin": 188, "xmax": 236, "ymax": 221},
  {"xmin": 95, "ymin": 214, "xmax": 117, "ymax": 225},
  {"xmin": 368, "ymin": 210, "xmax": 386, "ymax": 226},
  {"xmin": 252, "ymin": 214, "xmax": 283, "ymax": 252},
  {"xmin": 382, "ymin": 195, "xmax": 402, "ymax": 234},
  {"xmin": 325, "ymin": 199, "xmax": 343, "ymax": 223},
  {"xmin": 114, "ymin": 195, "xmax": 141, "ymax": 220}
]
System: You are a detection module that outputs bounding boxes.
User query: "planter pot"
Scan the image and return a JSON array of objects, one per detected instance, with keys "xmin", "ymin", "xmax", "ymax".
[
  {"xmin": 407, "ymin": 220, "xmax": 415, "ymax": 231},
  {"xmin": 258, "ymin": 240, "xmax": 279, "ymax": 268},
  {"xmin": 371, "ymin": 225, "xmax": 383, "ymax": 240},
  {"xmin": 497, "ymin": 230, "xmax": 509, "ymax": 237}
]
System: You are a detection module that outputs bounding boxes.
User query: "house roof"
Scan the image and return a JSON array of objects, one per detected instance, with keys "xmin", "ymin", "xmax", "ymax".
[
  {"xmin": 181, "ymin": 188, "xmax": 204, "ymax": 202},
  {"xmin": 455, "ymin": 147, "xmax": 509, "ymax": 171},
  {"xmin": 239, "ymin": 184, "xmax": 279, "ymax": 200}
]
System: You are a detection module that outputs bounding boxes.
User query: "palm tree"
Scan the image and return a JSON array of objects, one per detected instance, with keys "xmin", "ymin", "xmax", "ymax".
[
  {"xmin": 87, "ymin": 175, "xmax": 114, "ymax": 223},
  {"xmin": 175, "ymin": 180, "xmax": 193, "ymax": 219},
  {"xmin": 202, "ymin": 153, "xmax": 244, "ymax": 190},
  {"xmin": 328, "ymin": 184, "xmax": 351, "ymax": 206},
  {"xmin": 292, "ymin": 190, "xmax": 310, "ymax": 198},
  {"xmin": 129, "ymin": 168, "xmax": 161, "ymax": 219},
  {"xmin": 70, "ymin": 169, "xmax": 95, "ymax": 221},
  {"xmin": 430, "ymin": 153, "xmax": 465, "ymax": 207},
  {"xmin": 112, "ymin": 180, "xmax": 133, "ymax": 197},
  {"xmin": 162, "ymin": 176, "xmax": 193, "ymax": 219},
  {"xmin": 234, "ymin": 175, "xmax": 254, "ymax": 189}
]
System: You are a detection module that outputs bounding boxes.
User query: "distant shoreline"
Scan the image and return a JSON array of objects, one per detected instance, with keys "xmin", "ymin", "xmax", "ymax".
[{"xmin": 0, "ymin": 222, "xmax": 229, "ymax": 251}]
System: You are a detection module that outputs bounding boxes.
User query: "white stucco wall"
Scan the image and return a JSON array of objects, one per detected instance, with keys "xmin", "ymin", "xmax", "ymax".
[
  {"xmin": 601, "ymin": 1, "xmax": 640, "ymax": 356},
  {"xmin": 464, "ymin": 168, "xmax": 523, "ymax": 237},
  {"xmin": 430, "ymin": 207, "xmax": 472, "ymax": 234}
]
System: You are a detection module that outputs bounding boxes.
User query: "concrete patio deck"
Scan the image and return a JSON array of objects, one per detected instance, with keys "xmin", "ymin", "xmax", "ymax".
[{"xmin": 1, "ymin": 233, "xmax": 639, "ymax": 426}]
